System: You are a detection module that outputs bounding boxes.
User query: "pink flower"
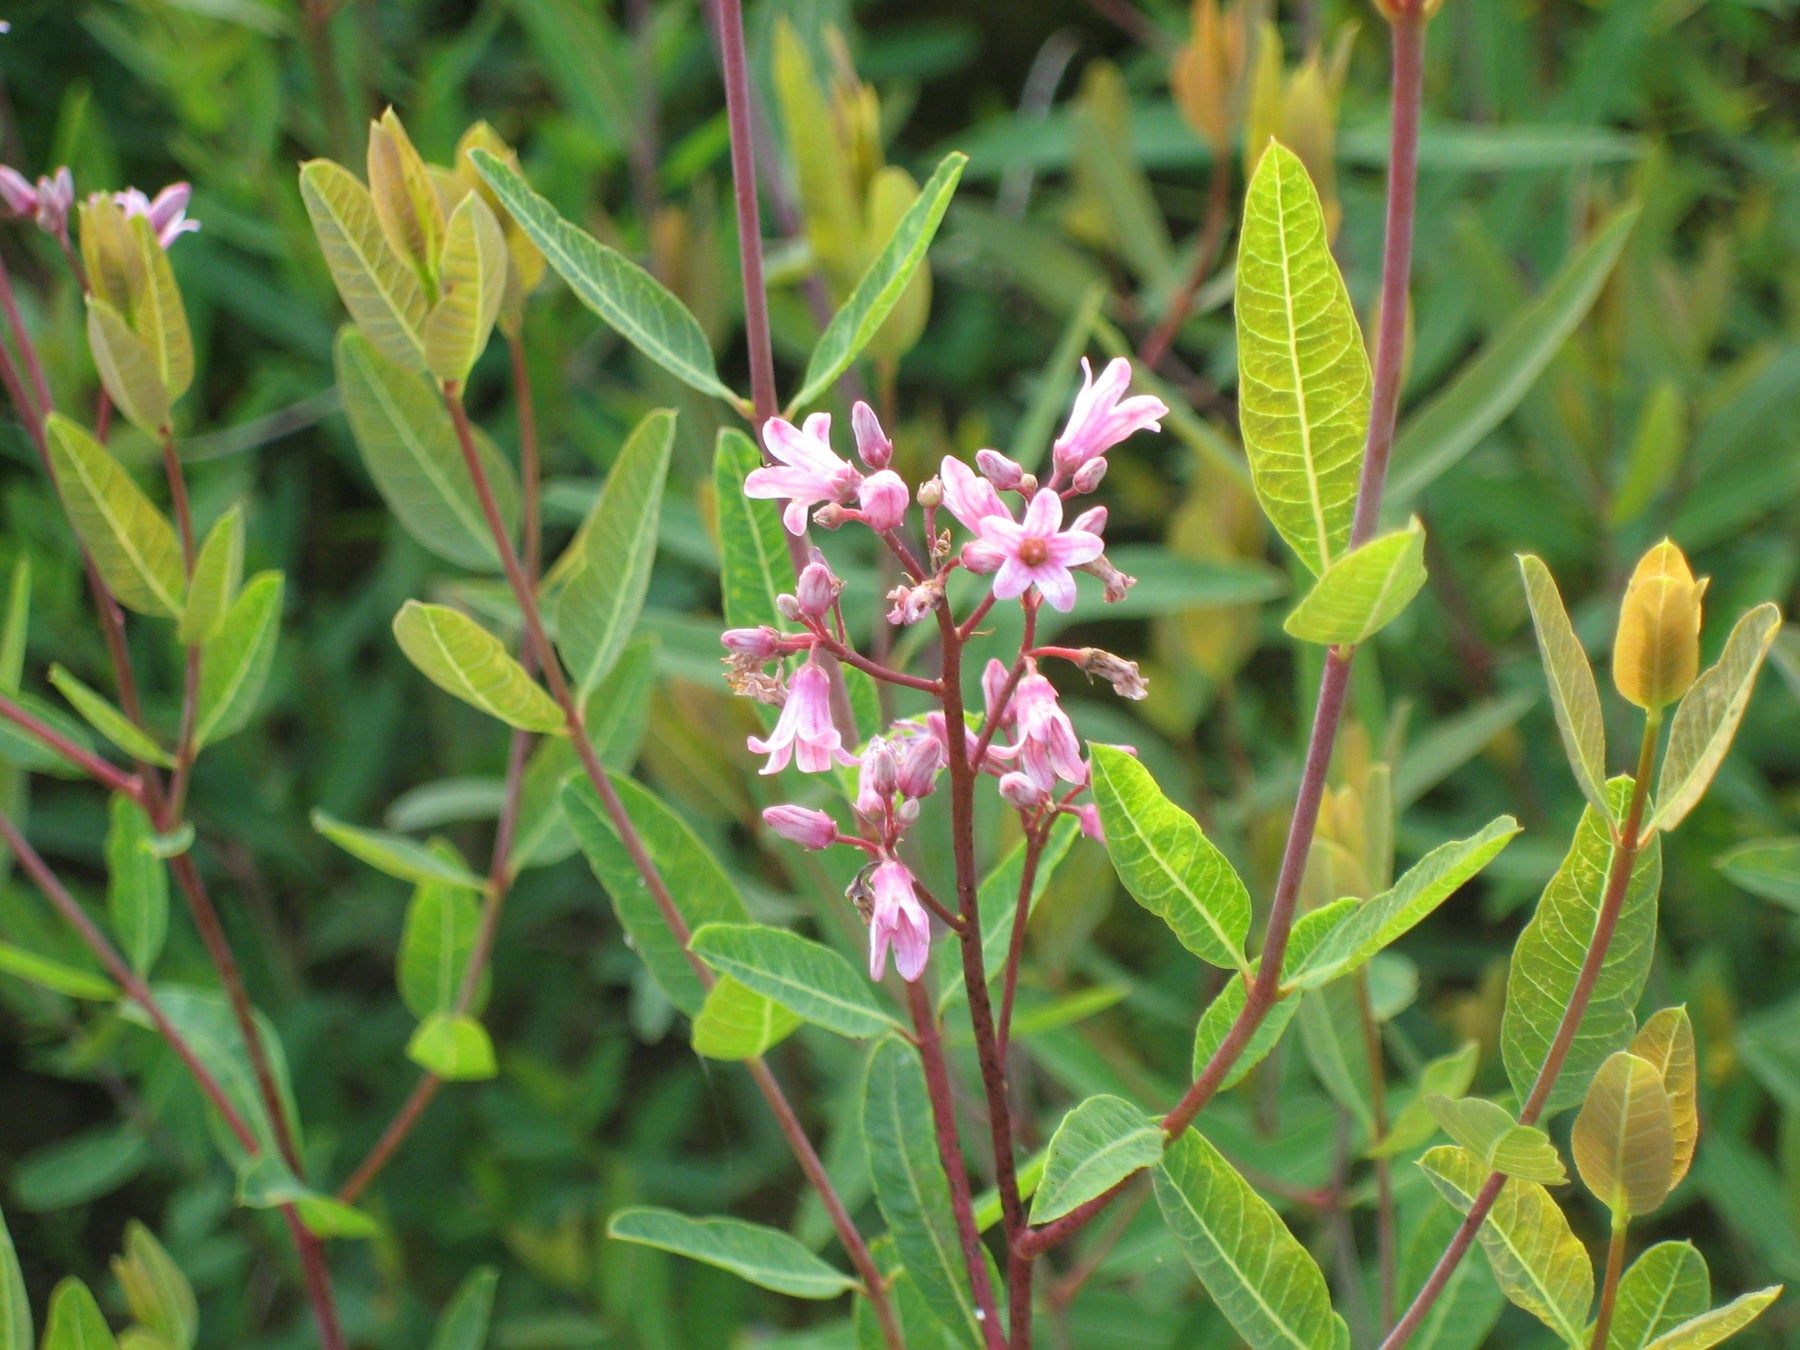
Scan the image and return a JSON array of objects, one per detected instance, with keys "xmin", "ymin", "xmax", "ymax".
[
  {"xmin": 977, "ymin": 488, "xmax": 1104, "ymax": 612},
  {"xmin": 745, "ymin": 413, "xmax": 862, "ymax": 535},
  {"xmin": 857, "ymin": 470, "xmax": 909, "ymax": 532},
  {"xmin": 851, "ymin": 401, "xmax": 892, "ymax": 469},
  {"xmin": 938, "ymin": 456, "xmax": 1009, "ymax": 532},
  {"xmin": 114, "ymin": 183, "xmax": 199, "ymax": 248},
  {"xmin": 998, "ymin": 771, "xmax": 1050, "ymax": 811},
  {"xmin": 1075, "ymin": 803, "xmax": 1104, "ymax": 841},
  {"xmin": 1052, "ymin": 357, "xmax": 1166, "ymax": 475},
  {"xmin": 0, "ymin": 167, "xmax": 34, "ymax": 217},
  {"xmin": 1012, "ymin": 673, "xmax": 1087, "ymax": 791},
  {"xmin": 763, "ymin": 805, "xmax": 838, "ymax": 850},
  {"xmin": 857, "ymin": 737, "xmax": 898, "ymax": 818},
  {"xmin": 895, "ymin": 730, "xmax": 945, "ymax": 798},
  {"xmin": 975, "ymin": 448, "xmax": 1024, "ymax": 491},
  {"xmin": 747, "ymin": 662, "xmax": 856, "ymax": 774},
  {"xmin": 868, "ymin": 859, "xmax": 931, "ymax": 982},
  {"xmin": 0, "ymin": 166, "xmax": 74, "ymax": 236}
]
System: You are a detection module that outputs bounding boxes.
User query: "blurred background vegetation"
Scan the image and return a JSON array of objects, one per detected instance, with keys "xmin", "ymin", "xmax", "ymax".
[{"xmin": 3, "ymin": 0, "xmax": 1800, "ymax": 1345}]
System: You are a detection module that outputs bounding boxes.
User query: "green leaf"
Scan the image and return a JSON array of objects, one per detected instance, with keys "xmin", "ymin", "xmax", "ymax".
[
  {"xmin": 1287, "ymin": 816, "xmax": 1520, "ymax": 989},
  {"xmin": 0, "ymin": 555, "xmax": 29, "ymax": 694},
  {"xmin": 86, "ymin": 297, "xmax": 171, "ymax": 437},
  {"xmin": 398, "ymin": 875, "xmax": 487, "ymax": 1019},
  {"xmin": 863, "ymin": 1039, "xmax": 984, "ymax": 1347},
  {"xmin": 407, "ymin": 1011, "xmax": 498, "ymax": 1080},
  {"xmin": 49, "ymin": 664, "xmax": 173, "ymax": 767},
  {"xmin": 1372, "ymin": 1041, "xmax": 1481, "ymax": 1158},
  {"xmin": 194, "ymin": 571, "xmax": 283, "ymax": 747},
  {"xmin": 427, "ymin": 1267, "xmax": 499, "ymax": 1350},
  {"xmin": 45, "ymin": 414, "xmax": 185, "ymax": 618},
  {"xmin": 1419, "ymin": 1144, "xmax": 1593, "ymax": 1344},
  {"xmin": 1519, "ymin": 554, "xmax": 1611, "ymax": 821},
  {"xmin": 608, "ymin": 1208, "xmax": 859, "ymax": 1300},
  {"xmin": 311, "ymin": 809, "xmax": 488, "ymax": 890},
  {"xmin": 42, "ymin": 1279, "xmax": 118, "ymax": 1350},
  {"xmin": 1632, "ymin": 1009, "xmax": 1698, "ymax": 1187},
  {"xmin": 0, "ymin": 942, "xmax": 115, "ymax": 1000},
  {"xmin": 1387, "ymin": 203, "xmax": 1639, "ymax": 505},
  {"xmin": 335, "ymin": 329, "xmax": 522, "ymax": 572},
  {"xmin": 561, "ymin": 774, "xmax": 751, "ymax": 1017},
  {"xmin": 299, "ymin": 159, "xmax": 428, "ymax": 370},
  {"xmin": 1297, "ymin": 978, "xmax": 1375, "ymax": 1134},
  {"xmin": 1283, "ymin": 519, "xmax": 1428, "ymax": 646},
  {"xmin": 691, "ymin": 976, "xmax": 803, "ymax": 1060},
  {"xmin": 1715, "ymin": 838, "xmax": 1800, "ymax": 912},
  {"xmin": 788, "ymin": 152, "xmax": 967, "ymax": 414},
  {"xmin": 1234, "ymin": 142, "xmax": 1371, "ymax": 576},
  {"xmin": 235, "ymin": 1154, "xmax": 381, "ymax": 1238},
  {"xmin": 468, "ymin": 150, "xmax": 740, "ymax": 404},
  {"xmin": 392, "ymin": 600, "xmax": 565, "ymax": 733},
  {"xmin": 555, "ymin": 409, "xmax": 675, "ymax": 697},
  {"xmin": 177, "ymin": 505, "xmax": 244, "ymax": 646},
  {"xmin": 13, "ymin": 1126, "xmax": 149, "ymax": 1211},
  {"xmin": 1422, "ymin": 1096, "xmax": 1568, "ymax": 1184},
  {"xmin": 1609, "ymin": 1242, "xmax": 1710, "ymax": 1350},
  {"xmin": 1399, "ymin": 1200, "xmax": 1506, "ymax": 1350},
  {"xmin": 1640, "ymin": 1289, "xmax": 1782, "ymax": 1350},
  {"xmin": 125, "ymin": 214, "xmax": 192, "ymax": 407},
  {"xmin": 1501, "ymin": 777, "xmax": 1661, "ymax": 1116},
  {"xmin": 106, "ymin": 794, "xmax": 168, "ymax": 976},
  {"xmin": 715, "ymin": 427, "xmax": 794, "ymax": 633},
  {"xmin": 1648, "ymin": 603, "xmax": 1782, "ymax": 834},
  {"xmin": 1031, "ymin": 1095, "xmax": 1163, "ymax": 1225},
  {"xmin": 111, "ymin": 1222, "xmax": 197, "ymax": 1350},
  {"xmin": 0, "ymin": 1201, "xmax": 29, "ymax": 1350},
  {"xmin": 1089, "ymin": 743, "xmax": 1250, "ymax": 972},
  {"xmin": 1154, "ymin": 1127, "xmax": 1348, "ymax": 1350},
  {"xmin": 1571, "ymin": 1050, "xmax": 1676, "ymax": 1219},
  {"xmin": 689, "ymin": 923, "xmax": 903, "ymax": 1039},
  {"xmin": 423, "ymin": 193, "xmax": 507, "ymax": 384}
]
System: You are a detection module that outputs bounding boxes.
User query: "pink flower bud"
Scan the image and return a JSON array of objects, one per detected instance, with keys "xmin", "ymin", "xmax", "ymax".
[
  {"xmin": 894, "ymin": 797, "xmax": 921, "ymax": 828},
  {"xmin": 868, "ymin": 859, "xmax": 931, "ymax": 982},
  {"xmin": 0, "ymin": 166, "xmax": 35, "ymax": 217},
  {"xmin": 1071, "ymin": 505, "xmax": 1108, "ymax": 536},
  {"xmin": 851, "ymin": 401, "xmax": 893, "ymax": 469},
  {"xmin": 976, "ymin": 448, "xmax": 1024, "ymax": 491},
  {"xmin": 896, "ymin": 733, "xmax": 945, "ymax": 798},
  {"xmin": 36, "ymin": 168, "xmax": 72, "ymax": 236},
  {"xmin": 982, "ymin": 659, "xmax": 1015, "ymax": 727},
  {"xmin": 857, "ymin": 737, "xmax": 898, "ymax": 818},
  {"xmin": 916, "ymin": 476, "xmax": 944, "ymax": 509},
  {"xmin": 812, "ymin": 502, "xmax": 848, "ymax": 529},
  {"xmin": 721, "ymin": 626, "xmax": 783, "ymax": 663},
  {"xmin": 796, "ymin": 561, "xmax": 839, "ymax": 618},
  {"xmin": 857, "ymin": 470, "xmax": 909, "ymax": 532},
  {"xmin": 1075, "ymin": 803, "xmax": 1104, "ymax": 841},
  {"xmin": 763, "ymin": 804, "xmax": 839, "ymax": 851},
  {"xmin": 960, "ymin": 540, "xmax": 1005, "ymax": 574},
  {"xmin": 1071, "ymin": 457, "xmax": 1108, "ymax": 494},
  {"xmin": 776, "ymin": 593, "xmax": 804, "ymax": 621},
  {"xmin": 998, "ymin": 771, "xmax": 1051, "ymax": 811}
]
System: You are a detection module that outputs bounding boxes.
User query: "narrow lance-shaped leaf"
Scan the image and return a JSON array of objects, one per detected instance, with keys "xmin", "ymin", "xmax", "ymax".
[
  {"xmin": 556, "ymin": 409, "xmax": 675, "ymax": 697},
  {"xmin": 46, "ymin": 414, "xmax": 185, "ymax": 618},
  {"xmin": 608, "ymin": 1208, "xmax": 859, "ymax": 1300},
  {"xmin": 691, "ymin": 976, "xmax": 802, "ymax": 1060},
  {"xmin": 714, "ymin": 427, "xmax": 794, "ymax": 633},
  {"xmin": 1608, "ymin": 1242, "xmax": 1710, "ymax": 1350},
  {"xmin": 42, "ymin": 1279, "xmax": 117, "ymax": 1350},
  {"xmin": 392, "ymin": 600, "xmax": 566, "ymax": 734},
  {"xmin": 234, "ymin": 1153, "xmax": 380, "ymax": 1238},
  {"xmin": 49, "ymin": 664, "xmax": 173, "ymax": 767},
  {"xmin": 398, "ymin": 874, "xmax": 487, "ymax": 1018},
  {"xmin": 468, "ymin": 149, "xmax": 742, "ymax": 405},
  {"xmin": 689, "ymin": 923, "xmax": 904, "ymax": 1039},
  {"xmin": 1639, "ymin": 1289, "xmax": 1782, "ymax": 1350},
  {"xmin": 111, "ymin": 1222, "xmax": 197, "ymax": 1350},
  {"xmin": 0, "ymin": 1200, "xmax": 31, "ymax": 1350},
  {"xmin": 1399, "ymin": 1200, "xmax": 1506, "ymax": 1350},
  {"xmin": 1089, "ymin": 743, "xmax": 1250, "ymax": 972},
  {"xmin": 1648, "ymin": 603, "xmax": 1781, "ymax": 834},
  {"xmin": 311, "ymin": 809, "xmax": 488, "ymax": 890},
  {"xmin": 86, "ymin": 296, "xmax": 171, "ymax": 437},
  {"xmin": 1235, "ymin": 141, "xmax": 1371, "ymax": 575},
  {"xmin": 1572, "ymin": 1050, "xmax": 1676, "ymax": 1220},
  {"xmin": 0, "ymin": 555, "xmax": 29, "ymax": 694},
  {"xmin": 427, "ymin": 1267, "xmax": 499, "ymax": 1350},
  {"xmin": 126, "ymin": 214, "xmax": 193, "ymax": 406},
  {"xmin": 106, "ymin": 794, "xmax": 168, "ymax": 976},
  {"xmin": 423, "ymin": 192, "xmax": 507, "ymax": 384},
  {"xmin": 0, "ymin": 944, "xmax": 115, "ymax": 1000},
  {"xmin": 195, "ymin": 571, "xmax": 283, "ymax": 747},
  {"xmin": 1155, "ymin": 1128, "xmax": 1350, "ymax": 1350},
  {"xmin": 1032, "ymin": 1094, "xmax": 1163, "ymax": 1225},
  {"xmin": 299, "ymin": 159, "xmax": 428, "ymax": 370},
  {"xmin": 1631, "ymin": 1007, "xmax": 1698, "ymax": 1187},
  {"xmin": 1284, "ymin": 519, "xmax": 1428, "ymax": 646},
  {"xmin": 178, "ymin": 505, "xmax": 244, "ymax": 646},
  {"xmin": 407, "ymin": 1012, "xmax": 497, "ymax": 1081},
  {"xmin": 1519, "ymin": 554, "xmax": 1611, "ymax": 821},
  {"xmin": 1371, "ymin": 1041, "xmax": 1482, "ymax": 1159},
  {"xmin": 1422, "ymin": 1095, "xmax": 1568, "ymax": 1184},
  {"xmin": 1419, "ymin": 1144, "xmax": 1594, "ymax": 1345},
  {"xmin": 788, "ymin": 152, "xmax": 968, "ymax": 414}
]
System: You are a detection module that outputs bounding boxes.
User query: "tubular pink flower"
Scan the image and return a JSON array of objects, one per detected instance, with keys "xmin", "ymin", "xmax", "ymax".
[
  {"xmin": 1052, "ymin": 357, "xmax": 1167, "ymax": 475},
  {"xmin": 895, "ymin": 730, "xmax": 945, "ymax": 798},
  {"xmin": 939, "ymin": 456, "xmax": 1009, "ymax": 532},
  {"xmin": 745, "ymin": 412, "xmax": 862, "ymax": 535},
  {"xmin": 747, "ymin": 662, "xmax": 856, "ymax": 774},
  {"xmin": 856, "ymin": 737, "xmax": 898, "ymax": 818},
  {"xmin": 115, "ymin": 183, "xmax": 200, "ymax": 248},
  {"xmin": 763, "ymin": 805, "xmax": 839, "ymax": 851},
  {"xmin": 1012, "ymin": 673, "xmax": 1087, "ymax": 790},
  {"xmin": 851, "ymin": 401, "xmax": 892, "ymax": 468},
  {"xmin": 0, "ymin": 167, "xmax": 34, "ymax": 217},
  {"xmin": 868, "ymin": 859, "xmax": 931, "ymax": 982},
  {"xmin": 37, "ymin": 168, "xmax": 72, "ymax": 235},
  {"xmin": 975, "ymin": 448, "xmax": 1024, "ymax": 491},
  {"xmin": 857, "ymin": 470, "xmax": 909, "ymax": 532},
  {"xmin": 977, "ymin": 488, "xmax": 1104, "ymax": 612},
  {"xmin": 1074, "ymin": 803, "xmax": 1104, "ymax": 841},
  {"xmin": 721, "ymin": 626, "xmax": 783, "ymax": 663}
]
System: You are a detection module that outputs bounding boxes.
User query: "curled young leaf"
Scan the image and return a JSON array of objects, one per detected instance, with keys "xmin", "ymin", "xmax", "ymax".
[{"xmin": 1572, "ymin": 1050, "xmax": 1677, "ymax": 1220}]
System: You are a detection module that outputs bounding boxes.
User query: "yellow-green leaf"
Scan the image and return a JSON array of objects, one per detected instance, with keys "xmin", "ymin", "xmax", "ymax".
[
  {"xmin": 312, "ymin": 809, "xmax": 486, "ymax": 890},
  {"xmin": 1284, "ymin": 518, "xmax": 1427, "ymax": 645},
  {"xmin": 1423, "ymin": 1095, "xmax": 1567, "ymax": 1185},
  {"xmin": 1235, "ymin": 141, "xmax": 1371, "ymax": 575},
  {"xmin": 85, "ymin": 297, "xmax": 171, "ymax": 437},
  {"xmin": 195, "ymin": 572, "xmax": 282, "ymax": 747},
  {"xmin": 423, "ymin": 192, "xmax": 507, "ymax": 384},
  {"xmin": 49, "ymin": 664, "xmax": 173, "ymax": 767},
  {"xmin": 111, "ymin": 1223, "xmax": 196, "ymax": 1350},
  {"xmin": 46, "ymin": 415, "xmax": 185, "ymax": 618},
  {"xmin": 1032, "ymin": 1095, "xmax": 1163, "ymax": 1225},
  {"xmin": 42, "ymin": 1278, "xmax": 118, "ymax": 1350},
  {"xmin": 1631, "ymin": 1008, "xmax": 1698, "ymax": 1188},
  {"xmin": 0, "ymin": 1200, "xmax": 30, "ymax": 1350},
  {"xmin": 407, "ymin": 1011, "xmax": 497, "ymax": 1080},
  {"xmin": 299, "ymin": 158, "xmax": 429, "ymax": 370},
  {"xmin": 178, "ymin": 505, "xmax": 244, "ymax": 646},
  {"xmin": 1609, "ymin": 1241, "xmax": 1710, "ymax": 1350},
  {"xmin": 392, "ymin": 601, "xmax": 565, "ymax": 734},
  {"xmin": 691, "ymin": 976, "xmax": 802, "ymax": 1061},
  {"xmin": 367, "ymin": 109, "xmax": 445, "ymax": 287},
  {"xmin": 1419, "ymin": 1144, "xmax": 1593, "ymax": 1344},
  {"xmin": 1641, "ymin": 1288, "xmax": 1782, "ymax": 1350},
  {"xmin": 126, "ymin": 215, "xmax": 192, "ymax": 406},
  {"xmin": 608, "ymin": 1208, "xmax": 857, "ymax": 1301},
  {"xmin": 1520, "ymin": 554, "xmax": 1611, "ymax": 822},
  {"xmin": 1572, "ymin": 1050, "xmax": 1676, "ymax": 1220},
  {"xmin": 1648, "ymin": 603, "xmax": 1782, "ymax": 835}
]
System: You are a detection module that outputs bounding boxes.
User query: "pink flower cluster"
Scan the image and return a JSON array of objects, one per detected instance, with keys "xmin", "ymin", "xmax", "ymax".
[
  {"xmin": 0, "ymin": 169, "xmax": 198, "ymax": 250},
  {"xmin": 725, "ymin": 358, "xmax": 1166, "ymax": 983}
]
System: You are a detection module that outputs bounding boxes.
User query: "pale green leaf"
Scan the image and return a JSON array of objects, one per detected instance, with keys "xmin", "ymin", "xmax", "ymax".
[
  {"xmin": 1031, "ymin": 1095, "xmax": 1163, "ymax": 1225},
  {"xmin": 0, "ymin": 1200, "xmax": 28, "ymax": 1350},
  {"xmin": 689, "ymin": 923, "xmax": 902, "ymax": 1039},
  {"xmin": 423, "ymin": 193, "xmax": 507, "ymax": 384},
  {"xmin": 235, "ymin": 1154, "xmax": 381, "ymax": 1237},
  {"xmin": 1649, "ymin": 603, "xmax": 1782, "ymax": 834},
  {"xmin": 1632, "ymin": 1007, "xmax": 1698, "ymax": 1186},
  {"xmin": 86, "ymin": 297, "xmax": 171, "ymax": 437},
  {"xmin": 1235, "ymin": 142, "xmax": 1371, "ymax": 575},
  {"xmin": 1571, "ymin": 1050, "xmax": 1676, "ymax": 1219},
  {"xmin": 1501, "ymin": 777, "xmax": 1661, "ymax": 1115},
  {"xmin": 1400, "ymin": 1200, "xmax": 1506, "ymax": 1350},
  {"xmin": 392, "ymin": 600, "xmax": 565, "ymax": 733},
  {"xmin": 1089, "ymin": 743, "xmax": 1250, "ymax": 972},
  {"xmin": 106, "ymin": 794, "xmax": 168, "ymax": 976},
  {"xmin": 42, "ymin": 1279, "xmax": 118, "ymax": 1350},
  {"xmin": 299, "ymin": 159, "xmax": 428, "ymax": 370},
  {"xmin": 468, "ymin": 150, "xmax": 740, "ymax": 404},
  {"xmin": 398, "ymin": 875, "xmax": 486, "ymax": 1018},
  {"xmin": 111, "ymin": 1223, "xmax": 197, "ymax": 1350},
  {"xmin": 0, "ymin": 942, "xmax": 115, "ymax": 1000},
  {"xmin": 177, "ymin": 505, "xmax": 244, "ymax": 646},
  {"xmin": 49, "ymin": 664, "xmax": 173, "ymax": 767},
  {"xmin": 0, "ymin": 555, "xmax": 30, "ymax": 694},
  {"xmin": 195, "ymin": 571, "xmax": 283, "ymax": 747},
  {"xmin": 1419, "ymin": 1144, "xmax": 1593, "ymax": 1344},
  {"xmin": 608, "ymin": 1208, "xmax": 858, "ymax": 1300},
  {"xmin": 691, "ymin": 976, "xmax": 802, "ymax": 1060},
  {"xmin": 427, "ymin": 1267, "xmax": 499, "ymax": 1350},
  {"xmin": 126, "ymin": 214, "xmax": 192, "ymax": 406},
  {"xmin": 1297, "ymin": 979, "xmax": 1375, "ymax": 1133},
  {"xmin": 46, "ymin": 414, "xmax": 185, "ymax": 618},
  {"xmin": 715, "ymin": 427, "xmax": 794, "ymax": 633},
  {"xmin": 12, "ymin": 1128, "xmax": 148, "ymax": 1213},
  {"xmin": 311, "ymin": 809, "xmax": 487, "ymax": 890},
  {"xmin": 1715, "ymin": 838, "xmax": 1800, "ymax": 912},
  {"xmin": 1422, "ymin": 1096, "xmax": 1567, "ymax": 1184},
  {"xmin": 1154, "ymin": 1127, "xmax": 1348, "ymax": 1350},
  {"xmin": 555, "ymin": 409, "xmax": 674, "ymax": 697},
  {"xmin": 1520, "ymin": 554, "xmax": 1610, "ymax": 821},
  {"xmin": 1372, "ymin": 1041, "xmax": 1480, "ymax": 1158},
  {"xmin": 1283, "ymin": 519, "xmax": 1428, "ymax": 645},
  {"xmin": 1641, "ymin": 1289, "xmax": 1782, "ymax": 1350},
  {"xmin": 1608, "ymin": 1241, "xmax": 1710, "ymax": 1350},
  {"xmin": 407, "ymin": 1011, "xmax": 497, "ymax": 1080},
  {"xmin": 788, "ymin": 153, "xmax": 967, "ymax": 414}
]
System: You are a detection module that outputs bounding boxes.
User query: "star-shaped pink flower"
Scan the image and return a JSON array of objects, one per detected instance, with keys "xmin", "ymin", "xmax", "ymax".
[
  {"xmin": 745, "ymin": 413, "xmax": 863, "ymax": 535},
  {"xmin": 977, "ymin": 490, "xmax": 1104, "ymax": 612}
]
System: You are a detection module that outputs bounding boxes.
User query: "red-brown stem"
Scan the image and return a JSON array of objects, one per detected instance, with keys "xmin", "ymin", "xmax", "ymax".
[
  {"xmin": 1138, "ymin": 151, "xmax": 1233, "ymax": 372},
  {"xmin": 160, "ymin": 429, "xmax": 196, "ymax": 566},
  {"xmin": 337, "ymin": 1071, "xmax": 443, "ymax": 1205},
  {"xmin": 445, "ymin": 383, "xmax": 903, "ymax": 1349},
  {"xmin": 508, "ymin": 329, "xmax": 542, "ymax": 584},
  {"xmin": 0, "ymin": 253, "xmax": 51, "ymax": 418},
  {"xmin": 1590, "ymin": 1220, "xmax": 1629, "ymax": 1350},
  {"xmin": 713, "ymin": 0, "xmax": 778, "ymax": 426},
  {"xmin": 0, "ymin": 808, "xmax": 347, "ymax": 1350},
  {"xmin": 1046, "ymin": 1181, "xmax": 1148, "ymax": 1314},
  {"xmin": 1357, "ymin": 972, "xmax": 1397, "ymax": 1330},
  {"xmin": 814, "ymin": 631, "xmax": 944, "ymax": 694},
  {"xmin": 0, "ymin": 691, "xmax": 143, "ymax": 798},
  {"xmin": 908, "ymin": 980, "xmax": 1009, "ymax": 1350},
  {"xmin": 997, "ymin": 825, "xmax": 1047, "ymax": 1060},
  {"xmin": 167, "ymin": 645, "xmax": 202, "ymax": 821}
]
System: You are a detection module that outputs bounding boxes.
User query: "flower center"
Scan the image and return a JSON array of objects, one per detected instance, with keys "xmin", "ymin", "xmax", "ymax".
[{"xmin": 1017, "ymin": 537, "xmax": 1049, "ymax": 566}]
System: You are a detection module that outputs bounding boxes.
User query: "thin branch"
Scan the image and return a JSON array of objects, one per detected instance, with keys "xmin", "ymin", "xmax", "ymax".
[
  {"xmin": 712, "ymin": 0, "xmax": 778, "ymax": 426},
  {"xmin": 0, "ymin": 692, "xmax": 142, "ymax": 798}
]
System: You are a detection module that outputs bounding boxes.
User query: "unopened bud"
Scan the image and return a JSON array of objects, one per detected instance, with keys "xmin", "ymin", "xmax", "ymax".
[
  {"xmin": 857, "ymin": 738, "xmax": 899, "ymax": 818},
  {"xmin": 896, "ymin": 734, "xmax": 945, "ymax": 799},
  {"xmin": 851, "ymin": 401, "xmax": 893, "ymax": 469},
  {"xmin": 776, "ymin": 593, "xmax": 804, "ymax": 622},
  {"xmin": 858, "ymin": 470, "xmax": 909, "ymax": 532},
  {"xmin": 998, "ymin": 771, "xmax": 1050, "ymax": 811},
  {"xmin": 36, "ymin": 168, "xmax": 73, "ymax": 236},
  {"xmin": 917, "ymin": 477, "xmax": 944, "ymax": 509},
  {"xmin": 1071, "ymin": 457, "xmax": 1108, "ymax": 494},
  {"xmin": 0, "ymin": 167, "xmax": 33, "ymax": 217},
  {"xmin": 894, "ymin": 797, "xmax": 921, "ymax": 828},
  {"xmin": 797, "ymin": 561, "xmax": 840, "ymax": 618},
  {"xmin": 1078, "ymin": 648, "xmax": 1149, "ymax": 700},
  {"xmin": 1613, "ymin": 539, "xmax": 1707, "ymax": 711},
  {"xmin": 721, "ymin": 626, "xmax": 783, "ymax": 663},
  {"xmin": 975, "ymin": 449, "xmax": 1024, "ymax": 491},
  {"xmin": 812, "ymin": 502, "xmax": 848, "ymax": 530},
  {"xmin": 763, "ymin": 804, "xmax": 839, "ymax": 851},
  {"xmin": 1072, "ymin": 505, "xmax": 1108, "ymax": 536},
  {"xmin": 961, "ymin": 540, "xmax": 1005, "ymax": 574}
]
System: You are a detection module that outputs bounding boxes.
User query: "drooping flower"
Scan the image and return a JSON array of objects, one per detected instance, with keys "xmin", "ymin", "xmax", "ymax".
[
  {"xmin": 763, "ymin": 805, "xmax": 839, "ymax": 851},
  {"xmin": 938, "ymin": 456, "xmax": 1009, "ymax": 532},
  {"xmin": 977, "ymin": 488, "xmax": 1104, "ymax": 612},
  {"xmin": 746, "ymin": 661, "xmax": 856, "ymax": 774},
  {"xmin": 868, "ymin": 859, "xmax": 931, "ymax": 982},
  {"xmin": 1051, "ymin": 357, "xmax": 1167, "ymax": 476},
  {"xmin": 1011, "ymin": 673, "xmax": 1087, "ymax": 791},
  {"xmin": 113, "ymin": 183, "xmax": 200, "ymax": 248},
  {"xmin": 745, "ymin": 413, "xmax": 863, "ymax": 535}
]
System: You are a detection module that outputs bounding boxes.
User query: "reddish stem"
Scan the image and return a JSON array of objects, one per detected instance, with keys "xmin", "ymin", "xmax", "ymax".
[
  {"xmin": 712, "ymin": 0, "xmax": 778, "ymax": 426},
  {"xmin": 0, "ymin": 692, "xmax": 143, "ymax": 798},
  {"xmin": 997, "ymin": 825, "xmax": 1047, "ymax": 1060}
]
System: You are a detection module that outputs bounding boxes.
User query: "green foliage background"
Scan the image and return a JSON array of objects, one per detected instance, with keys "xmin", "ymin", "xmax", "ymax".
[{"xmin": 1, "ymin": 0, "xmax": 1799, "ymax": 1346}]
